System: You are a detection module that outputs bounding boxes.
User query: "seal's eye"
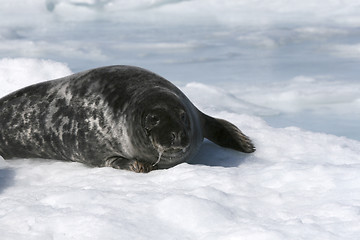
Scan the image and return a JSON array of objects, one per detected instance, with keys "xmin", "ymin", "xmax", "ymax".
[{"xmin": 146, "ymin": 114, "xmax": 160, "ymax": 127}]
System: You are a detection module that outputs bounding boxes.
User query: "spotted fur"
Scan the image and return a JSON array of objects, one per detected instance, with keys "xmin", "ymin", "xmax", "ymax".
[{"xmin": 0, "ymin": 65, "xmax": 255, "ymax": 172}]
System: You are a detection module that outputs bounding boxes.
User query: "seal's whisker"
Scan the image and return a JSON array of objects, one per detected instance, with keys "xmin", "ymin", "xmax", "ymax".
[{"xmin": 153, "ymin": 148, "xmax": 164, "ymax": 166}]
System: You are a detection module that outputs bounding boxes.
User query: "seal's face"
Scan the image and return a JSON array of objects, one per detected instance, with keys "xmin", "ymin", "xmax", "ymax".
[
  {"xmin": 129, "ymin": 89, "xmax": 199, "ymax": 169},
  {"xmin": 143, "ymin": 107, "xmax": 190, "ymax": 153}
]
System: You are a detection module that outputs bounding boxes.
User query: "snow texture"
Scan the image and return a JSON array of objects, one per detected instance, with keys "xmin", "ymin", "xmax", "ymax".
[
  {"xmin": 1, "ymin": 57, "xmax": 359, "ymax": 240},
  {"xmin": 1, "ymin": 1, "xmax": 360, "ymax": 239}
]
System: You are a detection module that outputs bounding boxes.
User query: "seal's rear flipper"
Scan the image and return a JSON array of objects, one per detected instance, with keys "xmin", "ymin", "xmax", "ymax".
[{"xmin": 202, "ymin": 114, "xmax": 255, "ymax": 153}]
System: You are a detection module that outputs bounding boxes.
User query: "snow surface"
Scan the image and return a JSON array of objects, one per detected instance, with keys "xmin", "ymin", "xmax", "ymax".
[
  {"xmin": 1, "ymin": 56, "xmax": 360, "ymax": 240},
  {"xmin": 1, "ymin": 1, "xmax": 360, "ymax": 239}
]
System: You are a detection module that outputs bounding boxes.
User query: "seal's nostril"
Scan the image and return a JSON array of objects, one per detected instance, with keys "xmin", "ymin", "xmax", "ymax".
[
  {"xmin": 170, "ymin": 131, "xmax": 187, "ymax": 146},
  {"xmin": 170, "ymin": 132, "xmax": 176, "ymax": 145},
  {"xmin": 180, "ymin": 131, "xmax": 186, "ymax": 138}
]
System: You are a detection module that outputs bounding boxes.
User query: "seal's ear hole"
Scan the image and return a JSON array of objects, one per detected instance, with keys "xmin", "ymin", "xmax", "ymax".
[{"xmin": 145, "ymin": 114, "xmax": 160, "ymax": 128}]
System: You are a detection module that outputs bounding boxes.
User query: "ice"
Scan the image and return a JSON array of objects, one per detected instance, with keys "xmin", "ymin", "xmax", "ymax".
[
  {"xmin": 1, "ymin": 1, "xmax": 360, "ymax": 239},
  {"xmin": 237, "ymin": 76, "xmax": 360, "ymax": 114},
  {"xmin": 181, "ymin": 82, "xmax": 276, "ymax": 116},
  {"xmin": 330, "ymin": 43, "xmax": 360, "ymax": 59}
]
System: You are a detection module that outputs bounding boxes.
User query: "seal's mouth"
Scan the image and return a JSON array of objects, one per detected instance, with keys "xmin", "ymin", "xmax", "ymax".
[
  {"xmin": 152, "ymin": 146, "xmax": 189, "ymax": 166},
  {"xmin": 150, "ymin": 139, "xmax": 189, "ymax": 165},
  {"xmin": 147, "ymin": 133, "xmax": 190, "ymax": 166}
]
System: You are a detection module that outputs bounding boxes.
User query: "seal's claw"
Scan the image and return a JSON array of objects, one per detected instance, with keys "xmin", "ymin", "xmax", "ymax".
[
  {"xmin": 105, "ymin": 156, "xmax": 156, "ymax": 173},
  {"xmin": 129, "ymin": 160, "xmax": 156, "ymax": 173}
]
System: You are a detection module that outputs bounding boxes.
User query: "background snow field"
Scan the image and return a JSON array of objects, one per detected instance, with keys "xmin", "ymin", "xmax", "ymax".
[{"xmin": 1, "ymin": 1, "xmax": 360, "ymax": 239}]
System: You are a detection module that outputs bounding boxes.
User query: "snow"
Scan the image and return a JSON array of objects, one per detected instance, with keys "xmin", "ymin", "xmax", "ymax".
[
  {"xmin": 1, "ymin": 1, "xmax": 360, "ymax": 239},
  {"xmin": 0, "ymin": 58, "xmax": 72, "ymax": 97}
]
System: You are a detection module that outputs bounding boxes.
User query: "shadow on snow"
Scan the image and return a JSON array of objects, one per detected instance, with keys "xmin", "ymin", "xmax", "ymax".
[
  {"xmin": 0, "ymin": 167, "xmax": 15, "ymax": 193},
  {"xmin": 188, "ymin": 140, "xmax": 251, "ymax": 168}
]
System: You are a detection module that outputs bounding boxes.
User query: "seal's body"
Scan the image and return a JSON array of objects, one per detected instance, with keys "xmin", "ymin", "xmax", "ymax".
[{"xmin": 0, "ymin": 66, "xmax": 255, "ymax": 172}]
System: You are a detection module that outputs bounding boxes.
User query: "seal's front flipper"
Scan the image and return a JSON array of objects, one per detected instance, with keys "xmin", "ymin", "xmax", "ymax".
[
  {"xmin": 202, "ymin": 113, "xmax": 255, "ymax": 153},
  {"xmin": 104, "ymin": 156, "xmax": 157, "ymax": 173}
]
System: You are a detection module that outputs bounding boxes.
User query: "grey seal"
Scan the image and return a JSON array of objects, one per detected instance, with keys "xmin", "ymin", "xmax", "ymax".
[{"xmin": 0, "ymin": 65, "xmax": 255, "ymax": 173}]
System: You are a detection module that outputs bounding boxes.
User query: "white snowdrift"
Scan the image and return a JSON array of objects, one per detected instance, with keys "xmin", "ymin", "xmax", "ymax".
[{"xmin": 0, "ymin": 58, "xmax": 72, "ymax": 97}]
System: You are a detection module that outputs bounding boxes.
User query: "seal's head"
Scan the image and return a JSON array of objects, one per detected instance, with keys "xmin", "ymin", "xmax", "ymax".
[
  {"xmin": 127, "ymin": 88, "xmax": 198, "ymax": 169},
  {"xmin": 143, "ymin": 105, "xmax": 190, "ymax": 151}
]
